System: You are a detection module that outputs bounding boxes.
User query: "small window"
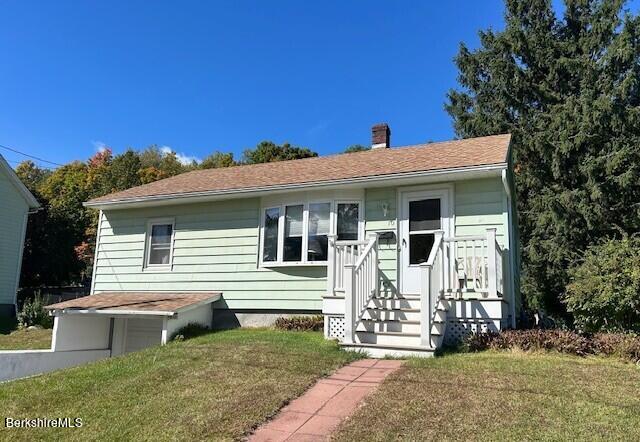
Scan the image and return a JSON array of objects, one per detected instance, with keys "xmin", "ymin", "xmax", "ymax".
[
  {"xmin": 307, "ymin": 202, "xmax": 330, "ymax": 261},
  {"xmin": 337, "ymin": 203, "xmax": 359, "ymax": 241},
  {"xmin": 284, "ymin": 205, "xmax": 304, "ymax": 261},
  {"xmin": 146, "ymin": 222, "xmax": 173, "ymax": 267},
  {"xmin": 262, "ymin": 207, "xmax": 280, "ymax": 262}
]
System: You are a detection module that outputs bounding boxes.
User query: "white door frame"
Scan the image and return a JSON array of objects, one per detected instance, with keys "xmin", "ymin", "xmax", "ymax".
[{"xmin": 398, "ymin": 184, "xmax": 454, "ymax": 294}]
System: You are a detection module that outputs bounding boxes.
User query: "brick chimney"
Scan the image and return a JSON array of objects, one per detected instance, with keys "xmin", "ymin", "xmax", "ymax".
[{"xmin": 371, "ymin": 123, "xmax": 391, "ymax": 149}]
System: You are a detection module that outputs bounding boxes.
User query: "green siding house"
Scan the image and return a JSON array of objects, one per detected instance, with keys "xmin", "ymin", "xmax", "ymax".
[
  {"xmin": 50, "ymin": 126, "xmax": 519, "ymax": 358},
  {"xmin": 0, "ymin": 155, "xmax": 39, "ymax": 316}
]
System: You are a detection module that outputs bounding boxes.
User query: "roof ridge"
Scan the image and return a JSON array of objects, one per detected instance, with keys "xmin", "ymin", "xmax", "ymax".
[
  {"xmin": 131, "ymin": 133, "xmax": 511, "ymax": 178},
  {"xmin": 86, "ymin": 133, "xmax": 511, "ymax": 206}
]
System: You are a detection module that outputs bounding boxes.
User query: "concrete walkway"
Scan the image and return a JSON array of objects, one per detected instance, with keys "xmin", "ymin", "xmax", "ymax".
[{"xmin": 248, "ymin": 359, "xmax": 404, "ymax": 442}]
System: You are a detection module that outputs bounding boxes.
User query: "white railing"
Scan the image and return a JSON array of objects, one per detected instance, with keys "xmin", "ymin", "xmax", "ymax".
[
  {"xmin": 487, "ymin": 229, "xmax": 504, "ymax": 297},
  {"xmin": 420, "ymin": 231, "xmax": 445, "ymax": 347},
  {"xmin": 441, "ymin": 228, "xmax": 503, "ymax": 297},
  {"xmin": 341, "ymin": 233, "xmax": 379, "ymax": 344},
  {"xmin": 420, "ymin": 229, "xmax": 504, "ymax": 348},
  {"xmin": 327, "ymin": 237, "xmax": 369, "ymax": 295}
]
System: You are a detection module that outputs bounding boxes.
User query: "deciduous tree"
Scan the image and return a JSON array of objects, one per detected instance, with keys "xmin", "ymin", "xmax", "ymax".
[{"xmin": 242, "ymin": 141, "xmax": 317, "ymax": 164}]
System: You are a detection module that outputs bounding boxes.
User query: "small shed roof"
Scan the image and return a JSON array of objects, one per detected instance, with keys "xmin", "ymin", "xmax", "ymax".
[{"xmin": 46, "ymin": 292, "xmax": 221, "ymax": 317}]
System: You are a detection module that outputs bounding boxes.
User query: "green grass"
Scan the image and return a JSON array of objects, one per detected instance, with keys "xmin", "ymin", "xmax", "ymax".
[
  {"xmin": 0, "ymin": 329, "xmax": 358, "ymax": 441},
  {"xmin": 0, "ymin": 327, "xmax": 52, "ymax": 350},
  {"xmin": 333, "ymin": 351, "xmax": 640, "ymax": 441}
]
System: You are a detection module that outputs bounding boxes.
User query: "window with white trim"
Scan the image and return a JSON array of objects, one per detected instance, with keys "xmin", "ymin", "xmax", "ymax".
[
  {"xmin": 260, "ymin": 201, "xmax": 361, "ymax": 266},
  {"xmin": 145, "ymin": 220, "xmax": 174, "ymax": 268}
]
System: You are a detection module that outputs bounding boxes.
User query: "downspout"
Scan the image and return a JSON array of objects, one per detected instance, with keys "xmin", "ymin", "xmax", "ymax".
[
  {"xmin": 108, "ymin": 317, "xmax": 115, "ymax": 357},
  {"xmin": 502, "ymin": 169, "xmax": 518, "ymax": 328}
]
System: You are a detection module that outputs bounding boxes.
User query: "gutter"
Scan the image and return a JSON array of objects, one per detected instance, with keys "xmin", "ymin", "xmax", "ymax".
[
  {"xmin": 84, "ymin": 163, "xmax": 508, "ymax": 210},
  {"xmin": 49, "ymin": 308, "xmax": 178, "ymax": 317}
]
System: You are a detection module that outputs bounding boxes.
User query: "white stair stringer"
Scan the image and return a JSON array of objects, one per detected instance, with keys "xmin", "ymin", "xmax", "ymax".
[{"xmin": 428, "ymin": 297, "xmax": 451, "ymax": 349}]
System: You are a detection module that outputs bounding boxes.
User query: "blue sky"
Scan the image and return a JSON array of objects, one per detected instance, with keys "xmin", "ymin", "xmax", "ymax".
[{"xmin": 0, "ymin": 1, "xmax": 636, "ymax": 168}]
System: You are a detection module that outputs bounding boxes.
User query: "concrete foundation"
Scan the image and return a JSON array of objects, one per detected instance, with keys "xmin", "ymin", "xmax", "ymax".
[{"xmin": 212, "ymin": 309, "xmax": 321, "ymax": 329}]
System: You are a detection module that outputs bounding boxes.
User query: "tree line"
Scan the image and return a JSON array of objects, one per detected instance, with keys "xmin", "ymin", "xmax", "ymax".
[{"xmin": 15, "ymin": 141, "xmax": 351, "ymax": 288}]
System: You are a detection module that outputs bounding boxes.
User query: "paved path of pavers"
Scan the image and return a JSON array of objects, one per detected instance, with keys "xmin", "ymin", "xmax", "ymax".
[{"xmin": 248, "ymin": 359, "xmax": 404, "ymax": 442}]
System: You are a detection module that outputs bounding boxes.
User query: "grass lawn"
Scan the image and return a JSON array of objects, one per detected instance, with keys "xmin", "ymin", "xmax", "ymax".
[
  {"xmin": 0, "ymin": 327, "xmax": 52, "ymax": 350},
  {"xmin": 0, "ymin": 329, "xmax": 358, "ymax": 441},
  {"xmin": 334, "ymin": 351, "xmax": 640, "ymax": 441}
]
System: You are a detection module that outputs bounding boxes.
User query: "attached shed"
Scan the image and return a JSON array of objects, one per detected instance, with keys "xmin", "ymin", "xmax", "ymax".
[
  {"xmin": 46, "ymin": 292, "xmax": 221, "ymax": 356},
  {"xmin": 0, "ymin": 154, "xmax": 39, "ymax": 316}
]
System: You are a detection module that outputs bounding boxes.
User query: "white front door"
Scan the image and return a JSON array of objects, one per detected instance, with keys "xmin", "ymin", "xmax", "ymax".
[{"xmin": 399, "ymin": 188, "xmax": 451, "ymax": 294}]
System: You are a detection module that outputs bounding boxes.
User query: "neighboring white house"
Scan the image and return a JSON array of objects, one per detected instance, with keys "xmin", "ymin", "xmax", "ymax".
[
  {"xmin": 0, "ymin": 154, "xmax": 39, "ymax": 317},
  {"xmin": 45, "ymin": 124, "xmax": 520, "ymax": 358}
]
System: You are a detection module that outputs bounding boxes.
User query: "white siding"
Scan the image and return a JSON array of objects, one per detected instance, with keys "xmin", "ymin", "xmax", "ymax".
[{"xmin": 0, "ymin": 167, "xmax": 29, "ymax": 307}]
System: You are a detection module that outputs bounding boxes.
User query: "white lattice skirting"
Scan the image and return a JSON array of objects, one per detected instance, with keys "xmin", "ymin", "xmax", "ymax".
[
  {"xmin": 444, "ymin": 319, "xmax": 501, "ymax": 346},
  {"xmin": 327, "ymin": 316, "xmax": 345, "ymax": 340}
]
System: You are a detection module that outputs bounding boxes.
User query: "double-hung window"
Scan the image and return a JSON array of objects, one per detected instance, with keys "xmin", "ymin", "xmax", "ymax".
[
  {"xmin": 145, "ymin": 219, "xmax": 174, "ymax": 269},
  {"xmin": 260, "ymin": 201, "xmax": 361, "ymax": 266}
]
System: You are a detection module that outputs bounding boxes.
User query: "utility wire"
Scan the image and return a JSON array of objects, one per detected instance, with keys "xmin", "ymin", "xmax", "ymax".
[
  {"xmin": 0, "ymin": 143, "xmax": 63, "ymax": 167},
  {"xmin": 5, "ymin": 157, "xmax": 56, "ymax": 170}
]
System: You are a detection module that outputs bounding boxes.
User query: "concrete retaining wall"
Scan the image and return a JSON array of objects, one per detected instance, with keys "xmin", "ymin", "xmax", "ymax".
[{"xmin": 0, "ymin": 349, "xmax": 110, "ymax": 382}]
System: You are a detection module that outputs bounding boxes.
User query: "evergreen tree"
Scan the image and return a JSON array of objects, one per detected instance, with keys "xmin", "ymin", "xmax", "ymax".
[{"xmin": 446, "ymin": 0, "xmax": 640, "ymax": 317}]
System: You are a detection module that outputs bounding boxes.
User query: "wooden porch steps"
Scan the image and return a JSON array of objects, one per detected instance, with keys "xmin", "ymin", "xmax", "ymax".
[{"xmin": 339, "ymin": 294, "xmax": 451, "ymax": 357}]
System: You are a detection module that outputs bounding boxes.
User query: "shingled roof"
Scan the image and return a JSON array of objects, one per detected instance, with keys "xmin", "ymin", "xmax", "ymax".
[{"xmin": 86, "ymin": 134, "xmax": 510, "ymax": 206}]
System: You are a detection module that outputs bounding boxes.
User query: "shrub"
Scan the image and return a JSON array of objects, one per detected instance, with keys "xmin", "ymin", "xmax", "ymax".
[
  {"xmin": 592, "ymin": 332, "xmax": 640, "ymax": 364},
  {"xmin": 17, "ymin": 294, "xmax": 53, "ymax": 329},
  {"xmin": 274, "ymin": 315, "xmax": 324, "ymax": 332},
  {"xmin": 464, "ymin": 329, "xmax": 592, "ymax": 356},
  {"xmin": 464, "ymin": 329, "xmax": 640, "ymax": 363},
  {"xmin": 170, "ymin": 323, "xmax": 210, "ymax": 341},
  {"xmin": 565, "ymin": 237, "xmax": 640, "ymax": 333}
]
